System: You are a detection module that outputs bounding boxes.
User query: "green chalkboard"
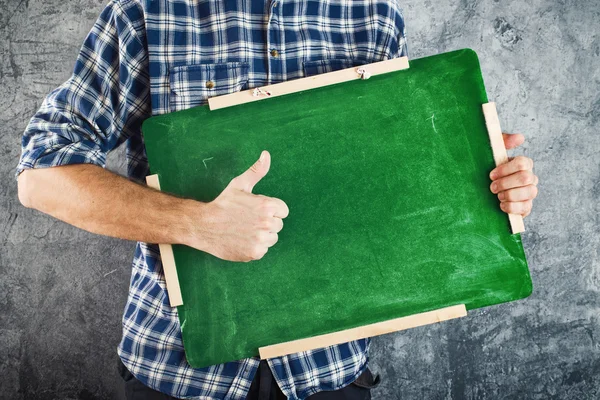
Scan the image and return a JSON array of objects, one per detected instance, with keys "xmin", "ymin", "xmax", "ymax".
[{"xmin": 142, "ymin": 49, "xmax": 532, "ymax": 368}]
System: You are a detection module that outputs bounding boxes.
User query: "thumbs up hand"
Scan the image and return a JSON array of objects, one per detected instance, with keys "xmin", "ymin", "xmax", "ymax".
[{"xmin": 191, "ymin": 151, "xmax": 289, "ymax": 262}]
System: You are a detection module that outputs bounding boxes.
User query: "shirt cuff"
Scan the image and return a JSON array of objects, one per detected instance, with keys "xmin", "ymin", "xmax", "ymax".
[{"xmin": 15, "ymin": 140, "xmax": 107, "ymax": 179}]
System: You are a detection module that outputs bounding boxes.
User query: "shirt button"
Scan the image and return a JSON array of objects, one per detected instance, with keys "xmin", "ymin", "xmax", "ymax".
[
  {"xmin": 270, "ymin": 49, "xmax": 279, "ymax": 58},
  {"xmin": 205, "ymin": 80, "xmax": 214, "ymax": 89}
]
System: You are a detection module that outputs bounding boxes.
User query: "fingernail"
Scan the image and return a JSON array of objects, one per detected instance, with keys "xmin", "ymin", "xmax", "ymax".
[
  {"xmin": 259, "ymin": 151, "xmax": 266, "ymax": 162},
  {"xmin": 490, "ymin": 170, "xmax": 497, "ymax": 180},
  {"xmin": 498, "ymin": 192, "xmax": 505, "ymax": 201},
  {"xmin": 491, "ymin": 183, "xmax": 497, "ymax": 192}
]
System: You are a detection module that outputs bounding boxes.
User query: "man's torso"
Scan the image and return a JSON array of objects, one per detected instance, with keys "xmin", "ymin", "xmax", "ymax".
[{"xmin": 117, "ymin": 1, "xmax": 406, "ymax": 398}]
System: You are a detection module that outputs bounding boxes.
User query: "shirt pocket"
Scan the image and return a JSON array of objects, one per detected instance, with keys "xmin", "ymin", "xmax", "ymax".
[
  {"xmin": 169, "ymin": 62, "xmax": 250, "ymax": 112},
  {"xmin": 302, "ymin": 58, "xmax": 369, "ymax": 77}
]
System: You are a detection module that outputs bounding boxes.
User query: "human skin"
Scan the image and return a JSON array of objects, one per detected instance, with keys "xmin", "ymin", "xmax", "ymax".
[
  {"xmin": 18, "ymin": 135, "xmax": 537, "ymax": 261},
  {"xmin": 490, "ymin": 133, "xmax": 539, "ymax": 218},
  {"xmin": 18, "ymin": 150, "xmax": 287, "ymax": 262}
]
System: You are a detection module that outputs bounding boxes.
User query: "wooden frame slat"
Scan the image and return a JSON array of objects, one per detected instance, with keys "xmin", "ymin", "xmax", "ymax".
[
  {"xmin": 145, "ymin": 174, "xmax": 184, "ymax": 307},
  {"xmin": 208, "ymin": 56, "xmax": 410, "ymax": 110},
  {"xmin": 258, "ymin": 304, "xmax": 467, "ymax": 359},
  {"xmin": 482, "ymin": 102, "xmax": 526, "ymax": 234}
]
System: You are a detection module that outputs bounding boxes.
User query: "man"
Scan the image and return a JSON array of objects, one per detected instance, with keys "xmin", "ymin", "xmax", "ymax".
[{"xmin": 16, "ymin": 0, "xmax": 539, "ymax": 399}]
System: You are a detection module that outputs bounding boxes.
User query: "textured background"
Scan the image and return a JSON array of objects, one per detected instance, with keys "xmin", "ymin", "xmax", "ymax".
[{"xmin": 0, "ymin": 0, "xmax": 598, "ymax": 399}]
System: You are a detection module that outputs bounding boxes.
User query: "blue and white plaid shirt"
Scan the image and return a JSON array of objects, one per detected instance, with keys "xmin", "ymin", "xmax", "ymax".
[{"xmin": 17, "ymin": 1, "xmax": 407, "ymax": 398}]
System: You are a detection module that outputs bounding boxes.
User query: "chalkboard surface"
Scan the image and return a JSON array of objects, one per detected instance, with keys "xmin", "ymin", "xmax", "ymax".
[{"xmin": 142, "ymin": 49, "xmax": 532, "ymax": 368}]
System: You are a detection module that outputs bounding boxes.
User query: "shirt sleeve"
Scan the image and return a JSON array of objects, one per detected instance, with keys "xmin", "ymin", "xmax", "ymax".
[
  {"xmin": 397, "ymin": 9, "xmax": 408, "ymax": 57},
  {"xmin": 16, "ymin": 0, "xmax": 150, "ymax": 178}
]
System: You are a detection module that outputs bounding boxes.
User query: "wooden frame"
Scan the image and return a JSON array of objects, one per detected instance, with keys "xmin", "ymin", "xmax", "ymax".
[
  {"xmin": 482, "ymin": 102, "xmax": 526, "ymax": 234},
  {"xmin": 208, "ymin": 56, "xmax": 410, "ymax": 110},
  {"xmin": 145, "ymin": 174, "xmax": 184, "ymax": 307},
  {"xmin": 259, "ymin": 305, "xmax": 467, "ymax": 359},
  {"xmin": 144, "ymin": 60, "xmax": 516, "ymax": 357}
]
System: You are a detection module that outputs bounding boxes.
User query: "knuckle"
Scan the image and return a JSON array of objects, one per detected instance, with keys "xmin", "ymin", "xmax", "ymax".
[
  {"xmin": 259, "ymin": 231, "xmax": 270, "ymax": 242},
  {"xmin": 504, "ymin": 202, "xmax": 516, "ymax": 213},
  {"xmin": 271, "ymin": 198, "xmax": 289, "ymax": 218},
  {"xmin": 511, "ymin": 203, "xmax": 522, "ymax": 214},
  {"xmin": 525, "ymin": 171, "xmax": 534, "ymax": 184},
  {"xmin": 530, "ymin": 185, "xmax": 539, "ymax": 198},
  {"xmin": 259, "ymin": 197, "xmax": 270, "ymax": 206},
  {"xmin": 513, "ymin": 203, "xmax": 523, "ymax": 214},
  {"xmin": 251, "ymin": 246, "xmax": 265, "ymax": 260},
  {"xmin": 518, "ymin": 171, "xmax": 532, "ymax": 185},
  {"xmin": 515, "ymin": 156, "xmax": 531, "ymax": 170},
  {"xmin": 258, "ymin": 216, "xmax": 271, "ymax": 230},
  {"xmin": 252, "ymin": 232, "xmax": 263, "ymax": 243},
  {"xmin": 504, "ymin": 190, "xmax": 514, "ymax": 201},
  {"xmin": 259, "ymin": 198, "xmax": 273, "ymax": 212}
]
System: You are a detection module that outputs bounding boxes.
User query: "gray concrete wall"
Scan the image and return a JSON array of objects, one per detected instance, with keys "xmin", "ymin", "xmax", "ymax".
[{"xmin": 1, "ymin": 0, "xmax": 598, "ymax": 399}]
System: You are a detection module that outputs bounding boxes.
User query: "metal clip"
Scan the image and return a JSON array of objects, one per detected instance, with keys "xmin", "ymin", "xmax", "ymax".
[
  {"xmin": 356, "ymin": 67, "xmax": 372, "ymax": 80},
  {"xmin": 252, "ymin": 87, "xmax": 272, "ymax": 97}
]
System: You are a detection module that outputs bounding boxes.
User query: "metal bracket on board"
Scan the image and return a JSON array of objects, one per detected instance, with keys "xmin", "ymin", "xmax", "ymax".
[
  {"xmin": 208, "ymin": 56, "xmax": 410, "ymax": 111},
  {"xmin": 482, "ymin": 102, "xmax": 526, "ymax": 234},
  {"xmin": 145, "ymin": 174, "xmax": 184, "ymax": 307}
]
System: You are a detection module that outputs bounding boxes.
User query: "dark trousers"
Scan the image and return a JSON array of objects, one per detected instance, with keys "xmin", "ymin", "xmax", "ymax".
[{"xmin": 118, "ymin": 358, "xmax": 379, "ymax": 400}]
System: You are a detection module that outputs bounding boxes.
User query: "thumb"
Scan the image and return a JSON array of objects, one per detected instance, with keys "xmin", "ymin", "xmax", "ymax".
[{"xmin": 230, "ymin": 151, "xmax": 271, "ymax": 193}]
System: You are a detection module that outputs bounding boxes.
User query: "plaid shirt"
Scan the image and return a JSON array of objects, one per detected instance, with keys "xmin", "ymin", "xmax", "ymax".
[{"xmin": 17, "ymin": 0, "xmax": 407, "ymax": 398}]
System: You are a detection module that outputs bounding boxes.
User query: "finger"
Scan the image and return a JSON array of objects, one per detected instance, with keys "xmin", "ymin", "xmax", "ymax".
[
  {"xmin": 269, "ymin": 217, "xmax": 284, "ymax": 233},
  {"xmin": 259, "ymin": 216, "xmax": 283, "ymax": 232},
  {"xmin": 490, "ymin": 156, "xmax": 533, "ymax": 180},
  {"xmin": 229, "ymin": 151, "xmax": 271, "ymax": 193},
  {"xmin": 263, "ymin": 232, "xmax": 279, "ymax": 247},
  {"xmin": 502, "ymin": 133, "xmax": 525, "ymax": 150},
  {"xmin": 274, "ymin": 199, "xmax": 289, "ymax": 219},
  {"xmin": 497, "ymin": 185, "xmax": 539, "ymax": 202},
  {"xmin": 490, "ymin": 170, "xmax": 536, "ymax": 193},
  {"xmin": 265, "ymin": 197, "xmax": 289, "ymax": 218},
  {"xmin": 499, "ymin": 200, "xmax": 533, "ymax": 216},
  {"xmin": 255, "ymin": 195, "xmax": 289, "ymax": 218},
  {"xmin": 250, "ymin": 246, "xmax": 268, "ymax": 261}
]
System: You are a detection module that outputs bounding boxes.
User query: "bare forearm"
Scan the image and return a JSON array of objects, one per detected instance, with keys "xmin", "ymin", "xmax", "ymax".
[
  {"xmin": 18, "ymin": 164, "xmax": 204, "ymax": 246},
  {"xmin": 17, "ymin": 151, "xmax": 288, "ymax": 262}
]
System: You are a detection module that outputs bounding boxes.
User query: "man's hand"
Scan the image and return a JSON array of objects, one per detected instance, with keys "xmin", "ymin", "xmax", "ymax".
[
  {"xmin": 18, "ymin": 150, "xmax": 287, "ymax": 263},
  {"xmin": 489, "ymin": 133, "xmax": 539, "ymax": 218},
  {"xmin": 190, "ymin": 151, "xmax": 289, "ymax": 262}
]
